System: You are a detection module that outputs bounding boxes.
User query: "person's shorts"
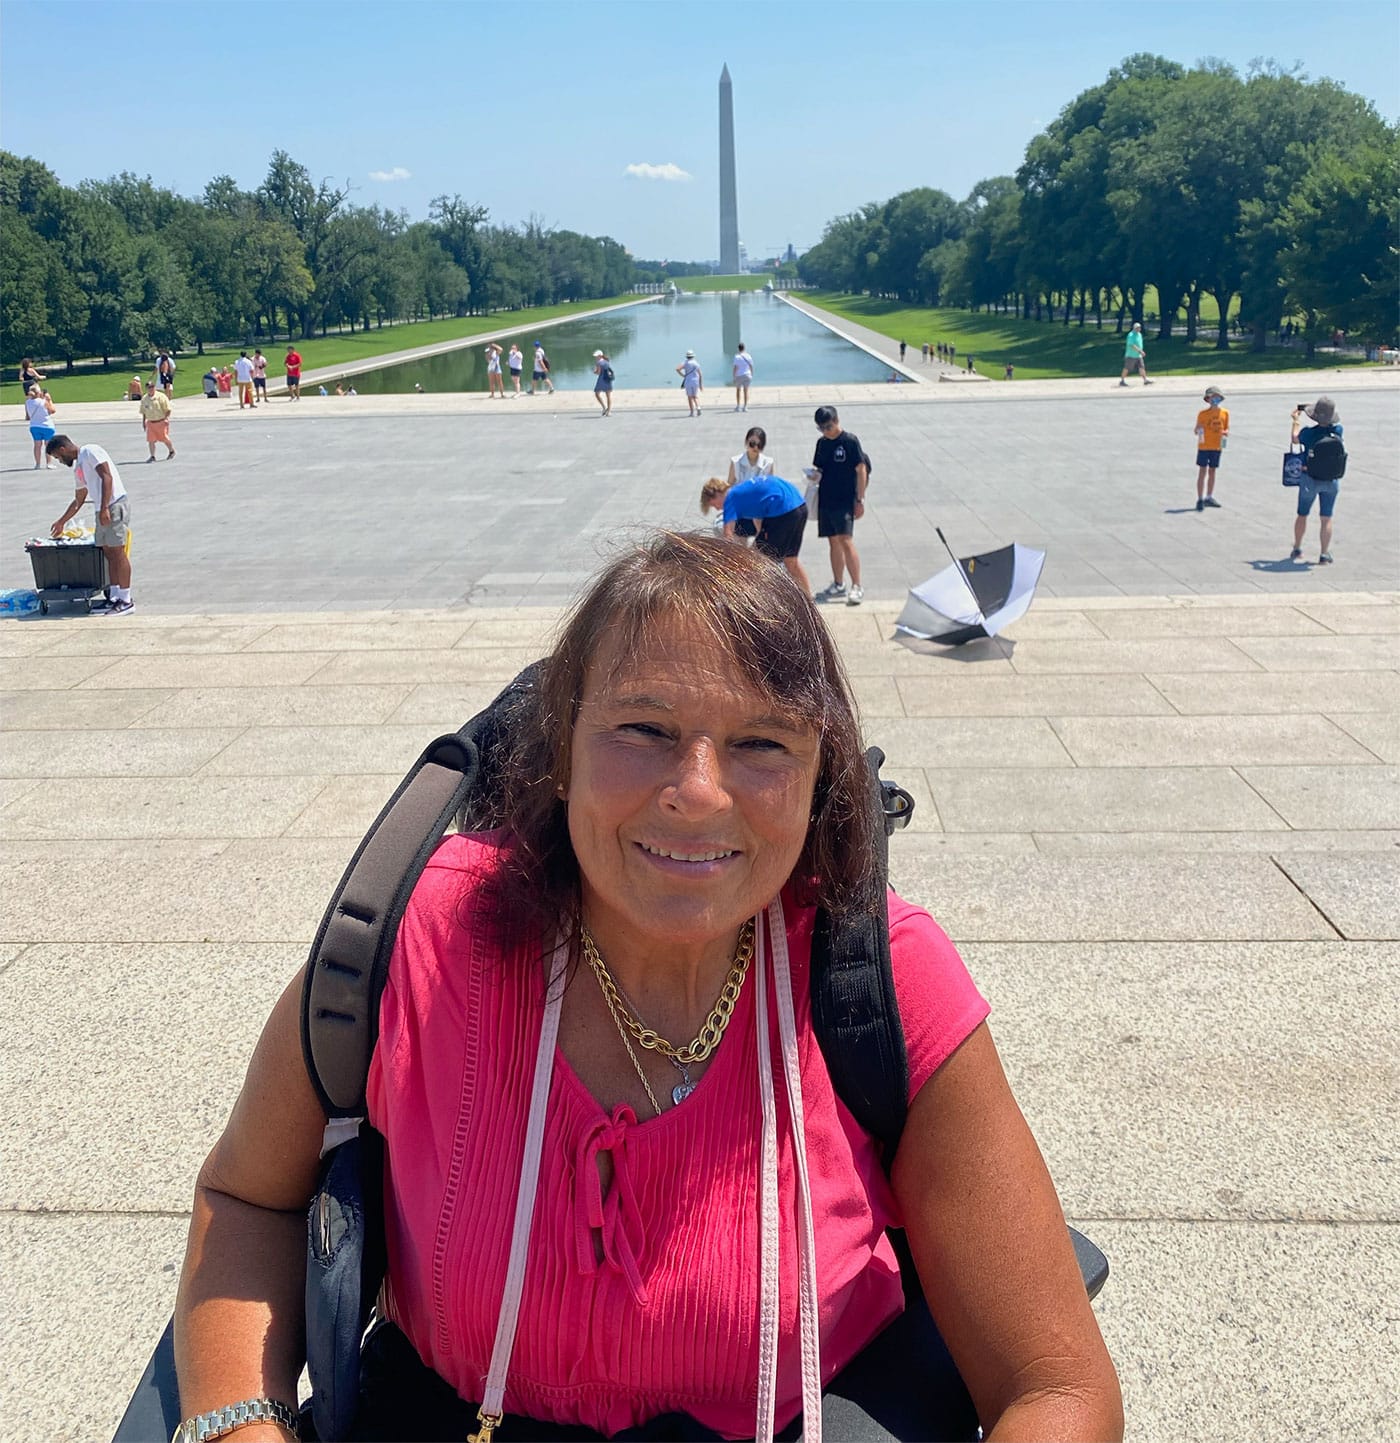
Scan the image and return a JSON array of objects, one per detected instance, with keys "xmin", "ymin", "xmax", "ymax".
[
  {"xmin": 203, "ymin": 388, "xmax": 219, "ymax": 399},
  {"xmin": 286, "ymin": 374, "xmax": 300, "ymax": 386},
  {"xmin": 1297, "ymin": 478, "xmax": 1339, "ymax": 518},
  {"xmin": 735, "ymin": 374, "xmax": 751, "ymax": 389},
  {"xmin": 144, "ymin": 419, "xmax": 171, "ymax": 443},
  {"xmin": 94, "ymin": 496, "xmax": 131, "ymax": 547},
  {"xmin": 509, "ymin": 367, "xmax": 522, "ymax": 378},
  {"xmin": 29, "ymin": 425, "xmax": 55, "ymax": 441},
  {"xmin": 532, "ymin": 370, "xmax": 547, "ymax": 382},
  {"xmin": 756, "ymin": 504, "xmax": 808, "ymax": 560},
  {"xmin": 594, "ymin": 379, "xmax": 612, "ymax": 394},
  {"xmin": 254, "ymin": 376, "xmax": 267, "ymax": 390},
  {"xmin": 817, "ymin": 505, "xmax": 855, "ymax": 538},
  {"xmin": 1195, "ymin": 449, "xmax": 1221, "ymax": 468}
]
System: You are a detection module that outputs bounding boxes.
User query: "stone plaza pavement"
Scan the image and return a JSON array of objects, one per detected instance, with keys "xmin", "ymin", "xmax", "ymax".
[{"xmin": 1, "ymin": 586, "xmax": 1397, "ymax": 1441}]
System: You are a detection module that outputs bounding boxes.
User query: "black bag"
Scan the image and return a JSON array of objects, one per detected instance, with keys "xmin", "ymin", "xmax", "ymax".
[
  {"xmin": 603, "ymin": 365, "xmax": 615, "ymax": 383},
  {"xmin": 1282, "ymin": 445, "xmax": 1305, "ymax": 487},
  {"xmin": 1304, "ymin": 426, "xmax": 1347, "ymax": 482}
]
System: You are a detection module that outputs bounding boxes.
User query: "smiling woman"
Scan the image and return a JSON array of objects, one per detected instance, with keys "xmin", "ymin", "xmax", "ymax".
[{"xmin": 173, "ymin": 532, "xmax": 1121, "ymax": 1443}]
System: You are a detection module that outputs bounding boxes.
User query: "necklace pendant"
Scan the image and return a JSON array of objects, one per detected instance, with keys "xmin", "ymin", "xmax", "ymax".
[{"xmin": 672, "ymin": 1079, "xmax": 696, "ymax": 1106}]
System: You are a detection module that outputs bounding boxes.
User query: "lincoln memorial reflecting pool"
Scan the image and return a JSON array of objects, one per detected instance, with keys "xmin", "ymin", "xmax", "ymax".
[{"xmin": 347, "ymin": 292, "xmax": 894, "ymax": 394}]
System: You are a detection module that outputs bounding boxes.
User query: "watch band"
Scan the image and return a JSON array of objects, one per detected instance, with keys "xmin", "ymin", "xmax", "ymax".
[{"xmin": 172, "ymin": 1397, "xmax": 298, "ymax": 1442}]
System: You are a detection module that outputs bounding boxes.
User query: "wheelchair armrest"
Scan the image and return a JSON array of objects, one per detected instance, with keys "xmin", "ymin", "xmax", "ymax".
[
  {"xmin": 111, "ymin": 1314, "xmax": 181, "ymax": 1442},
  {"xmin": 1069, "ymin": 1226, "xmax": 1109, "ymax": 1300}
]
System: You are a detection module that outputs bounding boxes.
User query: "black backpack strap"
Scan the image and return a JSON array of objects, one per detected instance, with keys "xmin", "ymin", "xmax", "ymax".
[
  {"xmin": 810, "ymin": 746, "xmax": 915, "ymax": 1169},
  {"xmin": 300, "ymin": 663, "xmax": 542, "ymax": 1118}
]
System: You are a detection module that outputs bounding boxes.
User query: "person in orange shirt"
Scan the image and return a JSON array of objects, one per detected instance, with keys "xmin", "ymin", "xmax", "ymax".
[{"xmin": 1193, "ymin": 385, "xmax": 1230, "ymax": 511}]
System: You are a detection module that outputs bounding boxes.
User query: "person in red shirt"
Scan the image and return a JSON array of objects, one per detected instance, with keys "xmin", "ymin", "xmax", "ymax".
[{"xmin": 284, "ymin": 346, "xmax": 303, "ymax": 400}]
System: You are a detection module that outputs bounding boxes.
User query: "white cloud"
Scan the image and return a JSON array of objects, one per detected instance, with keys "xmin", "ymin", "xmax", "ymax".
[
  {"xmin": 368, "ymin": 166, "xmax": 412, "ymax": 183},
  {"xmin": 624, "ymin": 162, "xmax": 692, "ymax": 183}
]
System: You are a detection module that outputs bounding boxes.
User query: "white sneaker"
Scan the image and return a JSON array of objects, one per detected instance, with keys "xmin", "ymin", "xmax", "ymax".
[
  {"xmin": 816, "ymin": 580, "xmax": 848, "ymax": 601},
  {"xmin": 846, "ymin": 585, "xmax": 864, "ymax": 606}
]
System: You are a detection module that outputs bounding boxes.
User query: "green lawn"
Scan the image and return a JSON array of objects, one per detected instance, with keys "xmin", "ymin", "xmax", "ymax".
[
  {"xmin": 805, "ymin": 293, "xmax": 1373, "ymax": 380},
  {"xmin": 2, "ymin": 296, "xmax": 638, "ymax": 406},
  {"xmin": 678, "ymin": 275, "xmax": 775, "ymax": 292}
]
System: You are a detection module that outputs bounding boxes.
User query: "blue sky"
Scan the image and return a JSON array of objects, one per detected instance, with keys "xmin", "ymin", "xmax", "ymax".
[{"xmin": 2, "ymin": 0, "xmax": 1395, "ymax": 263}]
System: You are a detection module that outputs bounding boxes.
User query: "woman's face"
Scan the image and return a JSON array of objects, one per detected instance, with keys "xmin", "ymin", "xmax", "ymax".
[{"xmin": 566, "ymin": 618, "xmax": 820, "ymax": 956}]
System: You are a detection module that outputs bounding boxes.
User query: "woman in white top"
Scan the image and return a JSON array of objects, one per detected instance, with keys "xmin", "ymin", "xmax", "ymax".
[
  {"xmin": 726, "ymin": 425, "xmax": 773, "ymax": 487},
  {"xmin": 24, "ymin": 384, "xmax": 57, "ymax": 469},
  {"xmin": 485, "ymin": 344, "xmax": 505, "ymax": 399},
  {"xmin": 676, "ymin": 349, "xmax": 703, "ymax": 416}
]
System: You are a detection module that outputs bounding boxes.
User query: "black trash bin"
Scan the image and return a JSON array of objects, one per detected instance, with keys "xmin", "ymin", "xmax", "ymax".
[{"xmin": 25, "ymin": 539, "xmax": 110, "ymax": 614}]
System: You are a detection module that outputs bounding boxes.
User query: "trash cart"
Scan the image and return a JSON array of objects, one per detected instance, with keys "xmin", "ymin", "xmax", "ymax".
[{"xmin": 24, "ymin": 538, "xmax": 110, "ymax": 614}]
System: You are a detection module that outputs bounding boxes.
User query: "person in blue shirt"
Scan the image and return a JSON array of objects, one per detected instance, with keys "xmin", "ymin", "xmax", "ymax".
[
  {"xmin": 1290, "ymin": 396, "xmax": 1344, "ymax": 564},
  {"xmin": 700, "ymin": 474, "xmax": 811, "ymax": 594}
]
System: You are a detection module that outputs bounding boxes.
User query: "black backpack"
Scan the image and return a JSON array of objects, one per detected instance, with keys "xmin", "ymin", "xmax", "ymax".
[
  {"xmin": 296, "ymin": 666, "xmax": 1103, "ymax": 1439},
  {"xmin": 604, "ymin": 364, "xmax": 615, "ymax": 383},
  {"xmin": 1304, "ymin": 426, "xmax": 1347, "ymax": 482}
]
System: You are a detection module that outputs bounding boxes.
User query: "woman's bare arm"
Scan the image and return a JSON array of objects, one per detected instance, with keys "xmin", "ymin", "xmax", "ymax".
[
  {"xmin": 174, "ymin": 975, "xmax": 328, "ymax": 1437},
  {"xmin": 892, "ymin": 1023, "xmax": 1124, "ymax": 1442}
]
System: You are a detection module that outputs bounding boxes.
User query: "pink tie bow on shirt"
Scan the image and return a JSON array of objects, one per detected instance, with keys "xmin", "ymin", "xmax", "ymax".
[{"xmin": 572, "ymin": 1107, "xmax": 650, "ymax": 1306}]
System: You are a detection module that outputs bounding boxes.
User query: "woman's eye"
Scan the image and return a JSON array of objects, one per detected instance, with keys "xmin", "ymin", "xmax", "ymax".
[
  {"xmin": 738, "ymin": 736, "xmax": 786, "ymax": 753},
  {"xmin": 621, "ymin": 722, "xmax": 667, "ymax": 739}
]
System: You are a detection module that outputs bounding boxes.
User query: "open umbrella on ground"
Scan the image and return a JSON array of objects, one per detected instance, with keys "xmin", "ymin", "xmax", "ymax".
[{"xmin": 894, "ymin": 528, "xmax": 1046, "ymax": 645}]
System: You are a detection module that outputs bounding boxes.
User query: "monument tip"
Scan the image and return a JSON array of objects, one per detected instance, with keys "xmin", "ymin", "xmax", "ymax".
[{"xmin": 720, "ymin": 62, "xmax": 731, "ymax": 83}]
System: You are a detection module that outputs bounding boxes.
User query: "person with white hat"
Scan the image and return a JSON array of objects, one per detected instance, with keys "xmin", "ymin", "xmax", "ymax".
[
  {"xmin": 1192, "ymin": 385, "xmax": 1229, "ymax": 512},
  {"xmin": 591, "ymin": 350, "xmax": 613, "ymax": 415},
  {"xmin": 676, "ymin": 348, "xmax": 703, "ymax": 416}
]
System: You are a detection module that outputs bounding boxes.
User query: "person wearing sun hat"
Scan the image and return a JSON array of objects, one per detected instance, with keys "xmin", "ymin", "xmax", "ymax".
[
  {"xmin": 530, "ymin": 339, "xmax": 553, "ymax": 395},
  {"xmin": 676, "ymin": 348, "xmax": 703, "ymax": 416},
  {"xmin": 591, "ymin": 349, "xmax": 614, "ymax": 415},
  {"xmin": 1192, "ymin": 385, "xmax": 1229, "ymax": 511},
  {"xmin": 1289, "ymin": 396, "xmax": 1345, "ymax": 564}
]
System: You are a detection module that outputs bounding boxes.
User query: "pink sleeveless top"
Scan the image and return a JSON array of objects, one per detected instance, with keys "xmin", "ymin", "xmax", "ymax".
[{"xmin": 366, "ymin": 834, "xmax": 989, "ymax": 1437}]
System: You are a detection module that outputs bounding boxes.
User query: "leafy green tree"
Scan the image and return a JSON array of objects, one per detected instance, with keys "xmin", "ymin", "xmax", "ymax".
[{"xmin": 1282, "ymin": 135, "xmax": 1400, "ymax": 344}]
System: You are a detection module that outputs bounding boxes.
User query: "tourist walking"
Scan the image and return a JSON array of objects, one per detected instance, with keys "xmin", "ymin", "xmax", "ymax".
[
  {"xmin": 899, "ymin": 340, "xmax": 907, "ymax": 363},
  {"xmin": 157, "ymin": 350, "xmax": 176, "ymax": 395},
  {"xmin": 1290, "ymin": 396, "xmax": 1345, "ymax": 565},
  {"xmin": 233, "ymin": 351, "xmax": 255, "ymax": 409},
  {"xmin": 700, "ymin": 473, "xmax": 812, "ymax": 593},
  {"xmin": 252, "ymin": 349, "xmax": 268, "ymax": 403},
  {"xmin": 1119, "ymin": 323, "xmax": 1152, "ymax": 386},
  {"xmin": 46, "ymin": 434, "xmax": 134, "ymax": 613},
  {"xmin": 809, "ymin": 403, "xmax": 867, "ymax": 605},
  {"xmin": 284, "ymin": 344, "xmax": 302, "ymax": 400},
  {"xmin": 19, "ymin": 357, "xmax": 46, "ymax": 391},
  {"xmin": 508, "ymin": 343, "xmax": 523, "ymax": 395},
  {"xmin": 1192, "ymin": 386, "xmax": 1228, "ymax": 511},
  {"xmin": 677, "ymin": 349, "xmax": 703, "ymax": 416},
  {"xmin": 732, "ymin": 342, "xmax": 753, "ymax": 411},
  {"xmin": 531, "ymin": 340, "xmax": 554, "ymax": 395},
  {"xmin": 24, "ymin": 383, "xmax": 56, "ymax": 468},
  {"xmin": 591, "ymin": 350, "xmax": 614, "ymax": 415},
  {"xmin": 139, "ymin": 379, "xmax": 176, "ymax": 461}
]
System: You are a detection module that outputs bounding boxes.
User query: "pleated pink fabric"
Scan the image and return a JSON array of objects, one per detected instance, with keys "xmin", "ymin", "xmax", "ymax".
[{"xmin": 367, "ymin": 835, "xmax": 988, "ymax": 1438}]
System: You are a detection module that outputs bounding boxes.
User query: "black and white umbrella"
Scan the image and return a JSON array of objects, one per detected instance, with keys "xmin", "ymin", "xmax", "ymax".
[{"xmin": 894, "ymin": 529, "xmax": 1046, "ymax": 645}]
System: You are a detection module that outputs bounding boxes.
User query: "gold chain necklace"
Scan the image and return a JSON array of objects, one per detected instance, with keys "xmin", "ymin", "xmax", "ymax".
[
  {"xmin": 582, "ymin": 918, "xmax": 755, "ymax": 1068},
  {"xmin": 595, "ymin": 981, "xmax": 664, "ymax": 1117}
]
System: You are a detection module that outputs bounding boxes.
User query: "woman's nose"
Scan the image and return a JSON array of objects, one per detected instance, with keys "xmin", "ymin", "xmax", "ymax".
[{"xmin": 661, "ymin": 739, "xmax": 731, "ymax": 813}]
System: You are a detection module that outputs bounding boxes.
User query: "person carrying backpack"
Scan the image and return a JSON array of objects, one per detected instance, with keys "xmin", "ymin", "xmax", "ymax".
[
  {"xmin": 169, "ymin": 533, "xmax": 1121, "ymax": 1443},
  {"xmin": 1290, "ymin": 395, "xmax": 1346, "ymax": 564}
]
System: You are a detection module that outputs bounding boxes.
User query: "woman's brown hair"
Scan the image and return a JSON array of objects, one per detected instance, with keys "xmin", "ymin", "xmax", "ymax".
[{"xmin": 484, "ymin": 530, "xmax": 880, "ymax": 949}]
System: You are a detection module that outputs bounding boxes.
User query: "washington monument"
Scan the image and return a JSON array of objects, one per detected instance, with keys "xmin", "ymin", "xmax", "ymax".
[{"xmin": 718, "ymin": 64, "xmax": 740, "ymax": 274}]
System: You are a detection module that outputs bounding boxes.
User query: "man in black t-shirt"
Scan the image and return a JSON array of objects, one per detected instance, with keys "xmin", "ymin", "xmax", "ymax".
[{"xmin": 809, "ymin": 404, "xmax": 868, "ymax": 604}]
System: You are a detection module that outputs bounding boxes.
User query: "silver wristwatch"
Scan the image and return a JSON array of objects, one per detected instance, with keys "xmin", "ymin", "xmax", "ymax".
[{"xmin": 171, "ymin": 1397, "xmax": 298, "ymax": 1442}]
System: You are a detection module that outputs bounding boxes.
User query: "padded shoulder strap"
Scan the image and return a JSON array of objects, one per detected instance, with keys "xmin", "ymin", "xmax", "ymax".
[
  {"xmin": 810, "ymin": 747, "xmax": 915, "ymax": 1169},
  {"xmin": 300, "ymin": 664, "xmax": 542, "ymax": 1117}
]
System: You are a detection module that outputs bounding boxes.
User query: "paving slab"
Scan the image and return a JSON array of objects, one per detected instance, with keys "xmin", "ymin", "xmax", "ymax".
[
  {"xmin": 889, "ymin": 854, "xmax": 1334, "ymax": 941},
  {"xmin": 38, "ymin": 623, "xmax": 273, "ymax": 656},
  {"xmin": 1275, "ymin": 853, "xmax": 1400, "ymax": 939},
  {"xmin": 1006, "ymin": 637, "xmax": 1261, "ymax": 674},
  {"xmin": 310, "ymin": 645, "xmax": 544, "ymax": 685},
  {"xmin": 0, "ymin": 654, "xmax": 118, "ymax": 690},
  {"xmin": 969, "ymin": 941, "xmax": 1394, "ymax": 1217},
  {"xmin": 198, "ymin": 722, "xmax": 444, "ymax": 776},
  {"xmin": 0, "ymin": 942, "xmax": 301, "ymax": 1211},
  {"xmin": 0, "ymin": 1212, "xmax": 190, "ymax": 1443},
  {"xmin": 0, "ymin": 629, "xmax": 63, "ymax": 657},
  {"xmin": 283, "ymin": 774, "xmax": 403, "ymax": 838},
  {"xmin": 1030, "ymin": 829, "xmax": 1400, "ymax": 855},
  {"xmin": 1232, "ymin": 632, "xmax": 1400, "ymax": 671},
  {"xmin": 1295, "ymin": 601, "xmax": 1400, "ymax": 633},
  {"xmin": 1085, "ymin": 605, "xmax": 1329, "ymax": 638},
  {"xmin": 1049, "ymin": 713, "xmax": 1378, "ymax": 767},
  {"xmin": 1239, "ymin": 764, "xmax": 1400, "ymax": 830},
  {"xmin": 71, "ymin": 651, "xmax": 337, "ymax": 689},
  {"xmin": 1088, "ymin": 1220, "xmax": 1396, "ymax": 1443},
  {"xmin": 924, "ymin": 765, "xmax": 1288, "ymax": 833},
  {"xmin": 0, "ymin": 726, "xmax": 245, "ymax": 778},
  {"xmin": 130, "ymin": 682, "xmax": 412, "ymax": 728},
  {"xmin": 0, "ymin": 775, "xmax": 327, "ymax": 840},
  {"xmin": 845, "ymin": 716, "xmax": 1072, "ymax": 768},
  {"xmin": 383, "ymin": 680, "xmax": 531, "ymax": 725},
  {"xmin": 242, "ymin": 618, "xmax": 474, "ymax": 652},
  {"xmin": 896, "ymin": 672, "xmax": 1174, "ymax": 717},
  {"xmin": 0, "ymin": 687, "xmax": 173, "ymax": 730},
  {"xmin": 1147, "ymin": 668, "xmax": 1400, "ymax": 715},
  {"xmin": 1328, "ymin": 710, "xmax": 1400, "ymax": 763}
]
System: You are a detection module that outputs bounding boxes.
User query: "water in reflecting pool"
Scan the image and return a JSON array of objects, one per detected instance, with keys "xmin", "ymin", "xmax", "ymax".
[{"xmin": 346, "ymin": 292, "xmax": 893, "ymax": 395}]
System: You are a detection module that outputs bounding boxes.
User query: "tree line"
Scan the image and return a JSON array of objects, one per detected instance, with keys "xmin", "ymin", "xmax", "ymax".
[
  {"xmin": 798, "ymin": 56, "xmax": 1398, "ymax": 350},
  {"xmin": 1, "ymin": 149, "xmax": 636, "ymax": 367}
]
